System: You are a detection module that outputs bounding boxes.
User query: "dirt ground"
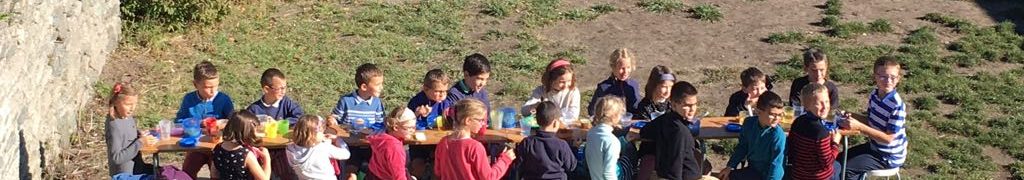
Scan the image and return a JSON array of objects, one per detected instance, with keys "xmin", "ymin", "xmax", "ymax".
[{"xmin": 69, "ymin": 0, "xmax": 1023, "ymax": 179}]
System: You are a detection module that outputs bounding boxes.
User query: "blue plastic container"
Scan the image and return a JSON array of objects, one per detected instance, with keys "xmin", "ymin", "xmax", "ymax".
[{"xmin": 500, "ymin": 107, "xmax": 517, "ymax": 128}]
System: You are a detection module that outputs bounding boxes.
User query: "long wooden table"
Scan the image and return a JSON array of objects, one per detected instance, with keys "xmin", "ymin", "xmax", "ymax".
[{"xmin": 554, "ymin": 116, "xmax": 860, "ymax": 142}]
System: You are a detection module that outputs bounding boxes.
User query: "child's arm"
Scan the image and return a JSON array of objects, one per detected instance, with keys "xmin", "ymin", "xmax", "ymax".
[
  {"xmin": 561, "ymin": 142, "xmax": 578, "ymax": 172},
  {"xmin": 174, "ymin": 96, "xmax": 192, "ymax": 121},
  {"xmin": 521, "ymin": 87, "xmax": 543, "ymax": 116},
  {"xmin": 569, "ymin": 89, "xmax": 581, "ymax": 120},
  {"xmin": 766, "ymin": 132, "xmax": 787, "ymax": 180},
  {"xmin": 587, "ymin": 84, "xmax": 607, "ymax": 116},
  {"xmin": 380, "ymin": 143, "xmax": 408, "ymax": 180},
  {"xmin": 106, "ymin": 126, "xmax": 141, "ymax": 165},
  {"xmin": 471, "ymin": 143, "xmax": 513, "ymax": 180},
  {"xmin": 220, "ymin": 95, "xmax": 235, "ymax": 119},
  {"xmin": 246, "ymin": 148, "xmax": 272, "ymax": 180},
  {"xmin": 326, "ymin": 144, "xmax": 352, "ymax": 160},
  {"xmin": 331, "ymin": 97, "xmax": 347, "ymax": 124},
  {"xmin": 287, "ymin": 100, "xmax": 305, "ymax": 123},
  {"xmin": 724, "ymin": 121, "xmax": 751, "ymax": 169},
  {"xmin": 599, "ymin": 139, "xmax": 621, "ymax": 180}
]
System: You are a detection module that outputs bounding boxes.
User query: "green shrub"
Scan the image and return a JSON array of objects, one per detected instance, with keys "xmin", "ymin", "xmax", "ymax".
[
  {"xmin": 590, "ymin": 3, "xmax": 618, "ymax": 14},
  {"xmin": 481, "ymin": 0, "xmax": 516, "ymax": 17},
  {"xmin": 824, "ymin": 0, "xmax": 842, "ymax": 15},
  {"xmin": 766, "ymin": 31, "xmax": 805, "ymax": 44},
  {"xmin": 690, "ymin": 4, "xmax": 723, "ymax": 22},
  {"xmin": 562, "ymin": 9, "xmax": 597, "ymax": 21},
  {"xmin": 869, "ymin": 19, "xmax": 893, "ymax": 33},
  {"xmin": 822, "ymin": 15, "xmax": 840, "ymax": 27},
  {"xmin": 922, "ymin": 13, "xmax": 977, "ymax": 33},
  {"xmin": 905, "ymin": 27, "xmax": 938, "ymax": 45},
  {"xmin": 121, "ymin": 0, "xmax": 230, "ymax": 32},
  {"xmin": 637, "ymin": 0, "xmax": 684, "ymax": 12},
  {"xmin": 830, "ymin": 22, "xmax": 869, "ymax": 38}
]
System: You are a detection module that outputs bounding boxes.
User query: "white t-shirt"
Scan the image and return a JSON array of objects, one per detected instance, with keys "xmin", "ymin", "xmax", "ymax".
[{"xmin": 286, "ymin": 141, "xmax": 351, "ymax": 180}]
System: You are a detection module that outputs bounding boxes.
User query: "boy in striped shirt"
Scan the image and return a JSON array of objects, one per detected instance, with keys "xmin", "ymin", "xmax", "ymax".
[
  {"xmin": 331, "ymin": 63, "xmax": 386, "ymax": 179},
  {"xmin": 839, "ymin": 56, "xmax": 908, "ymax": 179},
  {"xmin": 786, "ymin": 83, "xmax": 842, "ymax": 180}
]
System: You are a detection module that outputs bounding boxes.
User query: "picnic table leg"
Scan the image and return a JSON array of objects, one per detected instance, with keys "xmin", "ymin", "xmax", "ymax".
[
  {"xmin": 841, "ymin": 136, "xmax": 848, "ymax": 180},
  {"xmin": 153, "ymin": 152, "xmax": 161, "ymax": 174}
]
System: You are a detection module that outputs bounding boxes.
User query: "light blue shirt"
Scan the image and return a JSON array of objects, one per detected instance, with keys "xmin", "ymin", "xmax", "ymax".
[{"xmin": 585, "ymin": 124, "xmax": 620, "ymax": 180}]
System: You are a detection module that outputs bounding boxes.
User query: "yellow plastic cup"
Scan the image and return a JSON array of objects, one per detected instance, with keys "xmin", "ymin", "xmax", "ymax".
[{"xmin": 266, "ymin": 123, "xmax": 278, "ymax": 138}]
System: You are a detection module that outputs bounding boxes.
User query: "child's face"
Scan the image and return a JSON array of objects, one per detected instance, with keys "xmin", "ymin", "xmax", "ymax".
[
  {"xmin": 655, "ymin": 81, "xmax": 674, "ymax": 101},
  {"xmin": 391, "ymin": 118, "xmax": 417, "ymax": 140},
  {"xmin": 423, "ymin": 83, "xmax": 449, "ymax": 102},
  {"xmin": 463, "ymin": 113, "xmax": 487, "ymax": 134},
  {"xmin": 743, "ymin": 80, "xmax": 767, "ymax": 101},
  {"xmin": 671, "ymin": 95, "xmax": 699, "ymax": 119},
  {"xmin": 262, "ymin": 77, "xmax": 287, "ymax": 103},
  {"xmin": 805, "ymin": 61, "xmax": 829, "ymax": 84},
  {"xmin": 874, "ymin": 65, "xmax": 901, "ymax": 94},
  {"xmin": 553, "ymin": 72, "xmax": 573, "ymax": 91},
  {"xmin": 464, "ymin": 72, "xmax": 490, "ymax": 92},
  {"xmin": 114, "ymin": 95, "xmax": 139, "ymax": 118},
  {"xmin": 360, "ymin": 76, "xmax": 384, "ymax": 98},
  {"xmin": 802, "ymin": 91, "xmax": 831, "ymax": 118},
  {"xmin": 612, "ymin": 58, "xmax": 633, "ymax": 80},
  {"xmin": 756, "ymin": 107, "xmax": 784, "ymax": 128},
  {"xmin": 194, "ymin": 78, "xmax": 220, "ymax": 100}
]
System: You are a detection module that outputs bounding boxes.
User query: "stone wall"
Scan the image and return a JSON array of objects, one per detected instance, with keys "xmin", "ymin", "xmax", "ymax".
[{"xmin": 0, "ymin": 0, "xmax": 120, "ymax": 179}]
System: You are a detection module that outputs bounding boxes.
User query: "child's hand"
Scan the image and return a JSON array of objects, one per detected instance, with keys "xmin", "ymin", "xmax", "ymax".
[
  {"xmin": 841, "ymin": 116, "xmax": 865, "ymax": 131},
  {"xmin": 416, "ymin": 105, "xmax": 432, "ymax": 117},
  {"xmin": 717, "ymin": 168, "xmax": 731, "ymax": 180},
  {"xmin": 503, "ymin": 148, "xmax": 516, "ymax": 160},
  {"xmin": 832, "ymin": 131, "xmax": 843, "ymax": 144},
  {"xmin": 259, "ymin": 147, "xmax": 271, "ymax": 161}
]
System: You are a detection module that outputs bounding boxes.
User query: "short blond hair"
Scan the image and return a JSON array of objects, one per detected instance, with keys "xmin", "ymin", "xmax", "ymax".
[
  {"xmin": 452, "ymin": 99, "xmax": 487, "ymax": 130},
  {"xmin": 291, "ymin": 115, "xmax": 322, "ymax": 147},
  {"xmin": 592, "ymin": 96, "xmax": 625, "ymax": 126},
  {"xmin": 609, "ymin": 48, "xmax": 635, "ymax": 68}
]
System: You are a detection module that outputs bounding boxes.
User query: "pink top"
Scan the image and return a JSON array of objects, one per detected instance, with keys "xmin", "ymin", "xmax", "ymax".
[
  {"xmin": 368, "ymin": 134, "xmax": 408, "ymax": 180},
  {"xmin": 434, "ymin": 137, "xmax": 513, "ymax": 180}
]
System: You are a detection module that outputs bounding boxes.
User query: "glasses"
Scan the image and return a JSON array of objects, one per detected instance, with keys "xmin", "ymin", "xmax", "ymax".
[
  {"xmin": 875, "ymin": 75, "xmax": 899, "ymax": 82},
  {"xmin": 266, "ymin": 85, "xmax": 287, "ymax": 92},
  {"xmin": 765, "ymin": 112, "xmax": 784, "ymax": 120}
]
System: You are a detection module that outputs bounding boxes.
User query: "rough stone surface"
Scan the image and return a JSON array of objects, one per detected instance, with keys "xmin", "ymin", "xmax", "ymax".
[{"xmin": 0, "ymin": 0, "xmax": 120, "ymax": 179}]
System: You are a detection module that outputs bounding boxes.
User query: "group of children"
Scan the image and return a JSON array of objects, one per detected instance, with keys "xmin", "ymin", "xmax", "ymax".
[{"xmin": 105, "ymin": 48, "xmax": 908, "ymax": 180}]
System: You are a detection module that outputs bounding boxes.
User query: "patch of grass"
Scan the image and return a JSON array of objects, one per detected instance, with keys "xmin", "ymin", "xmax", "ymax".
[
  {"xmin": 912, "ymin": 96, "xmax": 939, "ymax": 111},
  {"xmin": 821, "ymin": 15, "xmax": 840, "ymax": 27},
  {"xmin": 765, "ymin": 31, "xmax": 805, "ymax": 44},
  {"xmin": 689, "ymin": 4, "xmax": 723, "ymax": 22},
  {"xmin": 829, "ymin": 21, "xmax": 869, "ymax": 38},
  {"xmin": 868, "ymin": 19, "xmax": 894, "ymax": 33},
  {"xmin": 590, "ymin": 3, "xmax": 618, "ymax": 14},
  {"xmin": 948, "ymin": 21, "xmax": 1024, "ymax": 63},
  {"xmin": 1011, "ymin": 161, "xmax": 1024, "ymax": 179},
  {"xmin": 480, "ymin": 0, "xmax": 517, "ymax": 18},
  {"xmin": 519, "ymin": 0, "xmax": 562, "ymax": 27},
  {"xmin": 637, "ymin": 0, "xmax": 684, "ymax": 13},
  {"xmin": 699, "ymin": 67, "xmax": 738, "ymax": 84},
  {"xmin": 922, "ymin": 13, "xmax": 977, "ymax": 33},
  {"xmin": 0, "ymin": 13, "xmax": 10, "ymax": 21},
  {"xmin": 824, "ymin": 0, "xmax": 842, "ymax": 16},
  {"xmin": 905, "ymin": 27, "xmax": 938, "ymax": 45}
]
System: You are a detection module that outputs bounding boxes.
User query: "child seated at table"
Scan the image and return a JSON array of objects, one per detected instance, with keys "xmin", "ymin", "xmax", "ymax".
[
  {"xmin": 179, "ymin": 61, "xmax": 235, "ymax": 178},
  {"xmin": 443, "ymin": 53, "xmax": 494, "ymax": 120},
  {"xmin": 434, "ymin": 99, "xmax": 516, "ymax": 180},
  {"xmin": 213, "ymin": 111, "xmax": 272, "ymax": 180},
  {"xmin": 724, "ymin": 67, "xmax": 769, "ymax": 117},
  {"xmin": 837, "ymin": 56, "xmax": 908, "ymax": 180},
  {"xmin": 789, "ymin": 49, "xmax": 840, "ymax": 113},
  {"xmin": 786, "ymin": 83, "xmax": 842, "ymax": 180},
  {"xmin": 639, "ymin": 81, "xmax": 707, "ymax": 180},
  {"xmin": 248, "ymin": 68, "xmax": 305, "ymax": 180},
  {"xmin": 718, "ymin": 91, "xmax": 787, "ymax": 180},
  {"xmin": 522, "ymin": 58, "xmax": 581, "ymax": 124},
  {"xmin": 105, "ymin": 82, "xmax": 156, "ymax": 177},
  {"xmin": 635, "ymin": 65, "xmax": 676, "ymax": 180},
  {"xmin": 516, "ymin": 101, "xmax": 577, "ymax": 179},
  {"xmin": 368, "ymin": 107, "xmax": 417, "ymax": 180},
  {"xmin": 286, "ymin": 115, "xmax": 351, "ymax": 179},
  {"xmin": 330, "ymin": 63, "xmax": 386, "ymax": 179},
  {"xmin": 585, "ymin": 96, "xmax": 625, "ymax": 180},
  {"xmin": 405, "ymin": 69, "xmax": 452, "ymax": 178},
  {"xmin": 247, "ymin": 68, "xmax": 304, "ymax": 123},
  {"xmin": 589, "ymin": 48, "xmax": 642, "ymax": 116}
]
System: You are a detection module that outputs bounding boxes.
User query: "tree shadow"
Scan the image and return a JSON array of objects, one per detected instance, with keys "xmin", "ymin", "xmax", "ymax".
[{"xmin": 974, "ymin": 0, "xmax": 1024, "ymax": 33}]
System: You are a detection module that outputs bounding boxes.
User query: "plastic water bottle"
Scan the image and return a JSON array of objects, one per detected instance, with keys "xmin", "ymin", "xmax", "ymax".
[{"xmin": 520, "ymin": 117, "xmax": 532, "ymax": 136}]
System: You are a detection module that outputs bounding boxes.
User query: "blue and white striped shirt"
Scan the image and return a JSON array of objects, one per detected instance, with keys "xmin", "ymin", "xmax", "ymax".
[
  {"xmin": 332, "ymin": 92, "xmax": 385, "ymax": 127},
  {"xmin": 867, "ymin": 89, "xmax": 908, "ymax": 168}
]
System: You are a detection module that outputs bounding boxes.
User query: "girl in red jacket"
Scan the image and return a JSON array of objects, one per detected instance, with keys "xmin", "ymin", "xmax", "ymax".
[
  {"xmin": 368, "ymin": 108, "xmax": 417, "ymax": 179},
  {"xmin": 434, "ymin": 99, "xmax": 517, "ymax": 180}
]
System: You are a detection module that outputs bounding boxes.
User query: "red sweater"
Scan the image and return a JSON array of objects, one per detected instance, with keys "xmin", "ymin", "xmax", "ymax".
[
  {"xmin": 786, "ymin": 114, "xmax": 839, "ymax": 180},
  {"xmin": 368, "ymin": 134, "xmax": 407, "ymax": 180},
  {"xmin": 434, "ymin": 137, "xmax": 513, "ymax": 180}
]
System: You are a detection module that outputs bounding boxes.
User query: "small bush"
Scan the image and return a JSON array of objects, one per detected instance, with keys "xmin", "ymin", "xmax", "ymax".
[
  {"xmin": 562, "ymin": 9, "xmax": 598, "ymax": 21},
  {"xmin": 638, "ymin": 0, "xmax": 684, "ymax": 13},
  {"xmin": 690, "ymin": 4, "xmax": 723, "ymax": 22},
  {"xmin": 822, "ymin": 15, "xmax": 840, "ymax": 27},
  {"xmin": 825, "ymin": 0, "xmax": 842, "ymax": 15},
  {"xmin": 121, "ymin": 0, "xmax": 230, "ymax": 32},
  {"xmin": 766, "ymin": 31, "xmax": 805, "ymax": 44},
  {"xmin": 869, "ymin": 19, "xmax": 894, "ymax": 33},
  {"xmin": 922, "ymin": 13, "xmax": 977, "ymax": 33}
]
